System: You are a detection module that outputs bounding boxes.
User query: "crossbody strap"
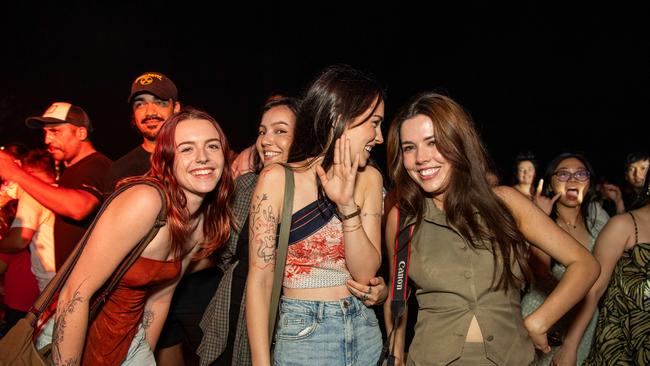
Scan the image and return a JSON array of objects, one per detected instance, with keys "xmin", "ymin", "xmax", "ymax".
[
  {"xmin": 268, "ymin": 166, "xmax": 295, "ymax": 342},
  {"xmin": 390, "ymin": 209, "xmax": 413, "ymax": 316},
  {"xmin": 28, "ymin": 180, "xmax": 167, "ymax": 327},
  {"xmin": 378, "ymin": 207, "xmax": 413, "ymax": 366}
]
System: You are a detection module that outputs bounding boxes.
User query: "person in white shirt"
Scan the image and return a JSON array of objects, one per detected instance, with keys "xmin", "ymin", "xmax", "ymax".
[{"xmin": 0, "ymin": 148, "xmax": 56, "ymax": 291}]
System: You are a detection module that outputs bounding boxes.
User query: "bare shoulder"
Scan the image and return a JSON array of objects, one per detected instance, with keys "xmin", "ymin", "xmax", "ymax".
[
  {"xmin": 111, "ymin": 184, "xmax": 163, "ymax": 216},
  {"xmin": 492, "ymin": 185, "xmax": 521, "ymax": 202},
  {"xmin": 357, "ymin": 165, "xmax": 384, "ymax": 186},
  {"xmin": 356, "ymin": 165, "xmax": 384, "ymax": 199},
  {"xmin": 493, "ymin": 185, "xmax": 531, "ymax": 208},
  {"xmin": 256, "ymin": 163, "xmax": 286, "ymax": 187},
  {"xmin": 604, "ymin": 211, "xmax": 635, "ymax": 234},
  {"xmin": 491, "ymin": 185, "xmax": 539, "ymax": 222}
]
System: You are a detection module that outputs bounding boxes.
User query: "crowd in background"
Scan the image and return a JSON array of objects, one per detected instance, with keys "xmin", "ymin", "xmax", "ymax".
[{"xmin": 0, "ymin": 67, "xmax": 648, "ymax": 366}]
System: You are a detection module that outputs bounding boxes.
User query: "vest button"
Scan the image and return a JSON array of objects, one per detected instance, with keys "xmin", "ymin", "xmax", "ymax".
[
  {"xmin": 464, "ymin": 271, "xmax": 472, "ymax": 279},
  {"xmin": 486, "ymin": 335, "xmax": 494, "ymax": 341}
]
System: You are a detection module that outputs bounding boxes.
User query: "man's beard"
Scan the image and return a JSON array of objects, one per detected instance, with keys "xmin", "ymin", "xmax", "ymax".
[{"xmin": 142, "ymin": 129, "xmax": 159, "ymax": 142}]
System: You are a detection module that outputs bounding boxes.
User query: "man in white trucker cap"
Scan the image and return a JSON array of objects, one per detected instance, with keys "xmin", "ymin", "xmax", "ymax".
[{"xmin": 0, "ymin": 102, "xmax": 111, "ymax": 270}]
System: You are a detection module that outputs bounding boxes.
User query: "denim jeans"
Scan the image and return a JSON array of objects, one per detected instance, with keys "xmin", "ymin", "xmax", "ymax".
[
  {"xmin": 273, "ymin": 295, "xmax": 382, "ymax": 366},
  {"xmin": 36, "ymin": 318, "xmax": 155, "ymax": 365}
]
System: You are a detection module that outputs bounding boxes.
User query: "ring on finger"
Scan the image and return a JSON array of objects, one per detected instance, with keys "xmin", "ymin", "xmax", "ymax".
[
  {"xmin": 366, "ymin": 285, "xmax": 372, "ymax": 294},
  {"xmin": 361, "ymin": 293, "xmax": 369, "ymax": 302}
]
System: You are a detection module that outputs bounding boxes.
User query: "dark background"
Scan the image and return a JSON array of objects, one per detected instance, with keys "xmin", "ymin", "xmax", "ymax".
[{"xmin": 1, "ymin": 3, "xmax": 647, "ymax": 187}]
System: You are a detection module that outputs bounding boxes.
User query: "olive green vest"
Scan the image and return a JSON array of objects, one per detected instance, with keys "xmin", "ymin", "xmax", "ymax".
[{"xmin": 406, "ymin": 199, "xmax": 534, "ymax": 366}]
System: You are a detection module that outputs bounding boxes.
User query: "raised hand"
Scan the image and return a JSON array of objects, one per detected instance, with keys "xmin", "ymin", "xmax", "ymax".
[
  {"xmin": 316, "ymin": 134, "xmax": 359, "ymax": 209},
  {"xmin": 533, "ymin": 179, "xmax": 560, "ymax": 215}
]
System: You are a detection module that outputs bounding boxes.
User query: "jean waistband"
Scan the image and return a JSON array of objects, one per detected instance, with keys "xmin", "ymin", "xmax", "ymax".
[{"xmin": 279, "ymin": 295, "xmax": 365, "ymax": 318}]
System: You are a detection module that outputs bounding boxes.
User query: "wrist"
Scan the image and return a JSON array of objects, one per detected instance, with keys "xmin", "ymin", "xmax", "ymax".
[
  {"xmin": 560, "ymin": 336, "xmax": 579, "ymax": 348},
  {"xmin": 337, "ymin": 203, "xmax": 361, "ymax": 221}
]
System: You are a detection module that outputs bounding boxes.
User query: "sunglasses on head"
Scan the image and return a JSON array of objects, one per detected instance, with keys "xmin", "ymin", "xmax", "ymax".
[{"xmin": 553, "ymin": 169, "xmax": 590, "ymax": 182}]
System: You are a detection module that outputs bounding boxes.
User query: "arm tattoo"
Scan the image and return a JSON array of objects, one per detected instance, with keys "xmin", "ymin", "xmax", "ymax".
[
  {"xmin": 250, "ymin": 193, "xmax": 278, "ymax": 270},
  {"xmin": 142, "ymin": 309, "xmax": 154, "ymax": 339},
  {"xmin": 52, "ymin": 280, "xmax": 87, "ymax": 366}
]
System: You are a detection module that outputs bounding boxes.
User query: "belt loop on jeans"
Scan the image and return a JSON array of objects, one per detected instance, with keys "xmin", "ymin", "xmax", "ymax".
[{"xmin": 317, "ymin": 301, "xmax": 325, "ymax": 323}]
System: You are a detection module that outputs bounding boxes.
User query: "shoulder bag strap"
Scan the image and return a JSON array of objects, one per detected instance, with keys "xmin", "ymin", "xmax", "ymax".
[
  {"xmin": 268, "ymin": 166, "xmax": 295, "ymax": 342},
  {"xmin": 28, "ymin": 180, "xmax": 167, "ymax": 327},
  {"xmin": 88, "ymin": 180, "xmax": 167, "ymax": 319}
]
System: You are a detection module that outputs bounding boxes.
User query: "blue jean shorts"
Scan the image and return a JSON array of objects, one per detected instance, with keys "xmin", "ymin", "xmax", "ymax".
[
  {"xmin": 273, "ymin": 295, "xmax": 382, "ymax": 366},
  {"xmin": 36, "ymin": 318, "xmax": 155, "ymax": 365}
]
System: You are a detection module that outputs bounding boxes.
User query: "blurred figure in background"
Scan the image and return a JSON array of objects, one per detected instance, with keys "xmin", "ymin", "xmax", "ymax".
[
  {"xmin": 0, "ymin": 148, "xmax": 57, "ymax": 291},
  {"xmin": 512, "ymin": 150, "xmax": 538, "ymax": 199}
]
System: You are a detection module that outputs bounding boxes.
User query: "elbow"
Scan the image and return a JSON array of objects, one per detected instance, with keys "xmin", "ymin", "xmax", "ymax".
[
  {"xmin": 64, "ymin": 195, "xmax": 100, "ymax": 221},
  {"xmin": 67, "ymin": 207, "xmax": 94, "ymax": 221}
]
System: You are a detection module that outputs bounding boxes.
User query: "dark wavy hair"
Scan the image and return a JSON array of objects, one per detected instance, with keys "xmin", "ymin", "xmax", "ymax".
[
  {"xmin": 387, "ymin": 92, "xmax": 531, "ymax": 291},
  {"xmin": 625, "ymin": 151, "xmax": 649, "ymax": 168},
  {"xmin": 122, "ymin": 107, "xmax": 234, "ymax": 260},
  {"xmin": 251, "ymin": 96, "xmax": 300, "ymax": 174},
  {"xmin": 288, "ymin": 65, "xmax": 383, "ymax": 166},
  {"xmin": 288, "ymin": 64, "xmax": 384, "ymax": 201},
  {"xmin": 541, "ymin": 152, "xmax": 597, "ymax": 236}
]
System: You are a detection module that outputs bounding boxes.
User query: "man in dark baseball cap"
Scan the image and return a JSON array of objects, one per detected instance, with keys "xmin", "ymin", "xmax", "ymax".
[
  {"xmin": 127, "ymin": 71, "xmax": 178, "ymax": 104},
  {"xmin": 0, "ymin": 101, "xmax": 111, "ymax": 270},
  {"xmin": 104, "ymin": 72, "xmax": 181, "ymax": 194}
]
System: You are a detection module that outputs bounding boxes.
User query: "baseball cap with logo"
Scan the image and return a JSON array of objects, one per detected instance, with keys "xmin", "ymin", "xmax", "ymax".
[
  {"xmin": 128, "ymin": 72, "xmax": 178, "ymax": 104},
  {"xmin": 25, "ymin": 102, "xmax": 93, "ymax": 132}
]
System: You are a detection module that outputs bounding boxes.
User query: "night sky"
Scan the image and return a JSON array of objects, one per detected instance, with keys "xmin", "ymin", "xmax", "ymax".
[{"xmin": 1, "ymin": 3, "xmax": 647, "ymax": 187}]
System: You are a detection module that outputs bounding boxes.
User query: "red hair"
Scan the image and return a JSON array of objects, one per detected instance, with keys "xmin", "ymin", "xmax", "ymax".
[{"xmin": 148, "ymin": 107, "xmax": 234, "ymax": 259}]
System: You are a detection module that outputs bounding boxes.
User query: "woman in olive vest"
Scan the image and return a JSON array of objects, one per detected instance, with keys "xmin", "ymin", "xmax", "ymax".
[{"xmin": 383, "ymin": 92, "xmax": 600, "ymax": 365}]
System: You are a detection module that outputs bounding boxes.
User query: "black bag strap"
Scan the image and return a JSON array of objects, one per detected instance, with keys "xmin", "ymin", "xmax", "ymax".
[
  {"xmin": 268, "ymin": 166, "xmax": 295, "ymax": 342},
  {"xmin": 378, "ymin": 208, "xmax": 414, "ymax": 366},
  {"xmin": 28, "ymin": 180, "xmax": 167, "ymax": 327}
]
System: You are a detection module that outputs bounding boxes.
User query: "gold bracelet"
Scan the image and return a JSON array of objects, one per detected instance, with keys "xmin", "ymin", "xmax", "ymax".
[{"xmin": 342, "ymin": 222, "xmax": 363, "ymax": 232}]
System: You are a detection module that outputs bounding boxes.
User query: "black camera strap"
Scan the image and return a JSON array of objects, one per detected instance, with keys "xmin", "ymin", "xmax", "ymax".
[{"xmin": 378, "ymin": 208, "xmax": 414, "ymax": 366}]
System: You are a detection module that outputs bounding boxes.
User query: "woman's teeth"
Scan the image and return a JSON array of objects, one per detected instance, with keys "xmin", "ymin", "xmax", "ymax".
[
  {"xmin": 419, "ymin": 168, "xmax": 438, "ymax": 177},
  {"xmin": 191, "ymin": 169, "xmax": 213, "ymax": 176}
]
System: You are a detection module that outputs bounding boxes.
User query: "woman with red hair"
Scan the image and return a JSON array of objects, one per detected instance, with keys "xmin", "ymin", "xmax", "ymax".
[{"xmin": 37, "ymin": 107, "xmax": 234, "ymax": 366}]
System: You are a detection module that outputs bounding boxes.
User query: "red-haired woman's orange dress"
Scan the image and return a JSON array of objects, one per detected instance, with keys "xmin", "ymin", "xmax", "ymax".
[{"xmin": 82, "ymin": 257, "xmax": 180, "ymax": 365}]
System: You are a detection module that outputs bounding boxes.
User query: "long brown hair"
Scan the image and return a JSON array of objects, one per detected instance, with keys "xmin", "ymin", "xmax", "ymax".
[
  {"xmin": 387, "ymin": 92, "xmax": 531, "ymax": 290},
  {"xmin": 147, "ymin": 107, "xmax": 234, "ymax": 259}
]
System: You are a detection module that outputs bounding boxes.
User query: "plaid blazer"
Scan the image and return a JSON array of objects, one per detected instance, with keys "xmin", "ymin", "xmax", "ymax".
[{"xmin": 198, "ymin": 172, "xmax": 257, "ymax": 366}]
